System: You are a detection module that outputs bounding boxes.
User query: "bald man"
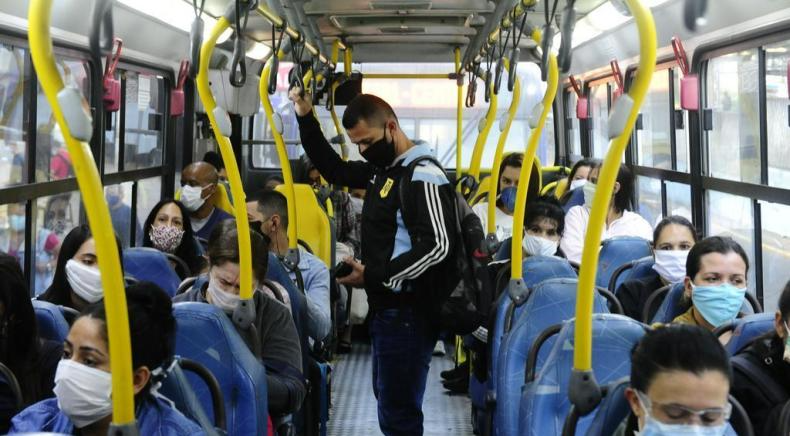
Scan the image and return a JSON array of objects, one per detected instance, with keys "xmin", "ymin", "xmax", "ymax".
[{"xmin": 180, "ymin": 162, "xmax": 233, "ymax": 242}]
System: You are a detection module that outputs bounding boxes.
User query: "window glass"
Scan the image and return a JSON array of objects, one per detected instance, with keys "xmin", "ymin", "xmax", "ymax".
[
  {"xmin": 565, "ymin": 91, "xmax": 582, "ymax": 158},
  {"xmin": 706, "ymin": 190, "xmax": 756, "ymax": 290},
  {"xmin": 637, "ymin": 69, "xmax": 671, "ymax": 169},
  {"xmin": 33, "ymin": 192, "xmax": 80, "ymax": 295},
  {"xmin": 0, "ymin": 201, "xmax": 27, "ymax": 270},
  {"xmin": 635, "ymin": 176, "xmax": 661, "ymax": 226},
  {"xmin": 124, "ymin": 71, "xmax": 164, "ymax": 170},
  {"xmin": 664, "ymin": 181, "xmax": 692, "ymax": 224},
  {"xmin": 104, "ymin": 182, "xmax": 138, "ymax": 248},
  {"xmin": 35, "ymin": 59, "xmax": 90, "ymax": 182},
  {"xmin": 136, "ymin": 177, "xmax": 162, "ymax": 247},
  {"xmin": 0, "ymin": 44, "xmax": 28, "ymax": 187},
  {"xmin": 705, "ymin": 50, "xmax": 760, "ymax": 184},
  {"xmin": 672, "ymin": 68, "xmax": 690, "ymax": 172},
  {"xmin": 103, "ymin": 109, "xmax": 120, "ymax": 173},
  {"xmin": 760, "ymin": 200, "xmax": 790, "ymax": 311},
  {"xmin": 765, "ymin": 41, "xmax": 790, "ymax": 189},
  {"xmin": 590, "ymin": 83, "xmax": 609, "ymax": 158},
  {"xmin": 542, "ymin": 109, "xmax": 556, "ymax": 166}
]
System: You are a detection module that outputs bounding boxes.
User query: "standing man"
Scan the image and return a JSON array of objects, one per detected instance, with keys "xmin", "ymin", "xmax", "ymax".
[{"xmin": 290, "ymin": 89, "xmax": 458, "ymax": 435}]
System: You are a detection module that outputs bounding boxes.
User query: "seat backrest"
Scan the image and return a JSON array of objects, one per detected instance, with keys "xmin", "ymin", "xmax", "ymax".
[
  {"xmin": 275, "ymin": 184, "xmax": 333, "ymax": 267},
  {"xmin": 723, "ymin": 313, "xmax": 775, "ymax": 355},
  {"xmin": 122, "ymin": 247, "xmax": 182, "ymax": 297},
  {"xmin": 173, "ymin": 302, "xmax": 268, "ymax": 435},
  {"xmin": 176, "ymin": 184, "xmax": 235, "ymax": 217},
  {"xmin": 651, "ymin": 283, "xmax": 756, "ymax": 324},
  {"xmin": 610, "ymin": 256, "xmax": 656, "ymax": 293},
  {"xmin": 159, "ymin": 360, "xmax": 222, "ymax": 436},
  {"xmin": 32, "ymin": 300, "xmax": 70, "ymax": 343},
  {"xmin": 490, "ymin": 257, "xmax": 578, "ymax": 394},
  {"xmin": 519, "ymin": 314, "xmax": 646, "ymax": 436},
  {"xmin": 495, "ymin": 278, "xmax": 609, "ymax": 436},
  {"xmin": 596, "ymin": 237, "xmax": 652, "ymax": 289}
]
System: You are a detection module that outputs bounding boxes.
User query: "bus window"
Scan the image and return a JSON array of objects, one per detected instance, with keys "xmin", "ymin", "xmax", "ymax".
[
  {"xmin": 706, "ymin": 50, "xmax": 760, "ymax": 184},
  {"xmin": 136, "ymin": 177, "xmax": 162, "ymax": 246},
  {"xmin": 590, "ymin": 83, "xmax": 609, "ymax": 158},
  {"xmin": 104, "ymin": 183, "xmax": 136, "ymax": 248},
  {"xmin": 35, "ymin": 59, "xmax": 90, "ymax": 183},
  {"xmin": 565, "ymin": 90, "xmax": 583, "ymax": 159},
  {"xmin": 672, "ymin": 67, "xmax": 691, "ymax": 172},
  {"xmin": 0, "ymin": 44, "xmax": 27, "ymax": 188},
  {"xmin": 665, "ymin": 181, "xmax": 692, "ymax": 222},
  {"xmin": 761, "ymin": 200, "xmax": 790, "ymax": 311},
  {"xmin": 0, "ymin": 201, "xmax": 27, "ymax": 270},
  {"xmin": 766, "ymin": 40, "xmax": 790, "ymax": 189},
  {"xmin": 637, "ymin": 68, "xmax": 671, "ymax": 169},
  {"xmin": 33, "ymin": 192, "xmax": 79, "ymax": 295},
  {"xmin": 124, "ymin": 71, "xmax": 164, "ymax": 170},
  {"xmin": 636, "ymin": 175, "xmax": 661, "ymax": 225},
  {"xmin": 706, "ymin": 190, "xmax": 756, "ymax": 291},
  {"xmin": 104, "ymin": 97, "xmax": 120, "ymax": 173}
]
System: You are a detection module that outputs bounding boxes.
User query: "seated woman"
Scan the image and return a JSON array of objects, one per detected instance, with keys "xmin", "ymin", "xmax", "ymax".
[
  {"xmin": 0, "ymin": 253, "xmax": 62, "ymax": 433},
  {"xmin": 672, "ymin": 236, "xmax": 749, "ymax": 338},
  {"xmin": 560, "ymin": 163, "xmax": 653, "ymax": 264},
  {"xmin": 731, "ymin": 280, "xmax": 790, "ymax": 436},
  {"xmin": 174, "ymin": 220, "xmax": 306, "ymax": 415},
  {"xmin": 559, "ymin": 157, "xmax": 598, "ymax": 210},
  {"xmin": 142, "ymin": 199, "xmax": 205, "ymax": 277},
  {"xmin": 616, "ymin": 324, "xmax": 733, "ymax": 435},
  {"xmin": 521, "ymin": 195, "xmax": 565, "ymax": 257},
  {"xmin": 38, "ymin": 225, "xmax": 121, "ymax": 313},
  {"xmin": 617, "ymin": 215, "xmax": 698, "ymax": 321},
  {"xmin": 10, "ymin": 282, "xmax": 204, "ymax": 435}
]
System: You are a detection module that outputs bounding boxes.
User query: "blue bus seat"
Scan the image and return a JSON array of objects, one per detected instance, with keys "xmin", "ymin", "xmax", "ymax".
[
  {"xmin": 650, "ymin": 283, "xmax": 758, "ymax": 324},
  {"xmin": 122, "ymin": 247, "xmax": 182, "ymax": 297},
  {"xmin": 719, "ymin": 313, "xmax": 775, "ymax": 355},
  {"xmin": 173, "ymin": 302, "xmax": 268, "ymax": 435},
  {"xmin": 609, "ymin": 256, "xmax": 656, "ymax": 294},
  {"xmin": 32, "ymin": 300, "xmax": 70, "ymax": 343},
  {"xmin": 519, "ymin": 314, "xmax": 646, "ymax": 436},
  {"xmin": 495, "ymin": 278, "xmax": 610, "ymax": 436},
  {"xmin": 159, "ymin": 358, "xmax": 223, "ymax": 436},
  {"xmin": 494, "ymin": 237, "xmax": 512, "ymax": 262},
  {"xmin": 596, "ymin": 237, "xmax": 652, "ymax": 289},
  {"xmin": 267, "ymin": 253, "xmax": 308, "ymax": 341}
]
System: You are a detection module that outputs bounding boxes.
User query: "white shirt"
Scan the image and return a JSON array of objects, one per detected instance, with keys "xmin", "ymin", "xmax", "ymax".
[
  {"xmin": 472, "ymin": 202, "xmax": 514, "ymax": 241},
  {"xmin": 560, "ymin": 206, "xmax": 653, "ymax": 264}
]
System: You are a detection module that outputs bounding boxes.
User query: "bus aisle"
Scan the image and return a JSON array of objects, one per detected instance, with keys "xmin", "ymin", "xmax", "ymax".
[{"xmin": 329, "ymin": 344, "xmax": 473, "ymax": 436}]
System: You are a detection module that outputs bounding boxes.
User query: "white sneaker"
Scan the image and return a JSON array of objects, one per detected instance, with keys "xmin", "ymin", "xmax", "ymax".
[{"xmin": 432, "ymin": 340, "xmax": 446, "ymax": 356}]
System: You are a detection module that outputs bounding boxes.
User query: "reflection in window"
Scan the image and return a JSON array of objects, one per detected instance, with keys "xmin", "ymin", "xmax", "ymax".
[
  {"xmin": 136, "ymin": 177, "xmax": 162, "ymax": 246},
  {"xmin": 590, "ymin": 84, "xmax": 609, "ymax": 158},
  {"xmin": 34, "ymin": 193, "xmax": 80, "ymax": 295},
  {"xmin": 706, "ymin": 51, "xmax": 760, "ymax": 184},
  {"xmin": 636, "ymin": 176, "xmax": 661, "ymax": 226},
  {"xmin": 706, "ymin": 190, "xmax": 756, "ymax": 290},
  {"xmin": 105, "ymin": 183, "xmax": 140, "ymax": 248},
  {"xmin": 104, "ymin": 109, "xmax": 120, "ymax": 173},
  {"xmin": 0, "ymin": 44, "xmax": 27, "ymax": 187},
  {"xmin": 36, "ymin": 59, "xmax": 90, "ymax": 182},
  {"xmin": 124, "ymin": 71, "xmax": 164, "ymax": 170},
  {"xmin": 637, "ymin": 69, "xmax": 671, "ymax": 169},
  {"xmin": 0, "ymin": 202, "xmax": 27, "ymax": 270},
  {"xmin": 766, "ymin": 41, "xmax": 790, "ymax": 189},
  {"xmin": 672, "ymin": 68, "xmax": 690, "ymax": 172},
  {"xmin": 761, "ymin": 200, "xmax": 790, "ymax": 311}
]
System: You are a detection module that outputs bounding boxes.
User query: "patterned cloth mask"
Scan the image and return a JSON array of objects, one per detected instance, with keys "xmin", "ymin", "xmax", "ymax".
[{"xmin": 149, "ymin": 225, "xmax": 185, "ymax": 254}]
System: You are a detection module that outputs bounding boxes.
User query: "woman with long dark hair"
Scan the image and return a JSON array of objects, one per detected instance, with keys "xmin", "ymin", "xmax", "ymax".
[{"xmin": 141, "ymin": 199, "xmax": 204, "ymax": 277}]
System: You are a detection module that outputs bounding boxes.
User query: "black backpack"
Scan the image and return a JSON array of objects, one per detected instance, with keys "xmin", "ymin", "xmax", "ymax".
[{"xmin": 399, "ymin": 156, "xmax": 489, "ymax": 335}]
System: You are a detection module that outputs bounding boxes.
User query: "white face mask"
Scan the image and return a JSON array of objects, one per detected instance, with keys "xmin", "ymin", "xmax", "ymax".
[
  {"xmin": 206, "ymin": 273, "xmax": 241, "ymax": 313},
  {"xmin": 582, "ymin": 182, "xmax": 597, "ymax": 209},
  {"xmin": 181, "ymin": 184, "xmax": 209, "ymax": 212},
  {"xmin": 652, "ymin": 250, "xmax": 690, "ymax": 284},
  {"xmin": 66, "ymin": 259, "xmax": 103, "ymax": 303},
  {"xmin": 570, "ymin": 178, "xmax": 587, "ymax": 191},
  {"xmin": 522, "ymin": 234, "xmax": 558, "ymax": 257},
  {"xmin": 54, "ymin": 359, "xmax": 112, "ymax": 428}
]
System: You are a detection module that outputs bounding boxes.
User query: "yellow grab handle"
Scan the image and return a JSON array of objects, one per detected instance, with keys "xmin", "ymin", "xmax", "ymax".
[
  {"xmin": 29, "ymin": 0, "xmax": 135, "ymax": 426},
  {"xmin": 572, "ymin": 0, "xmax": 656, "ymax": 372},
  {"xmin": 196, "ymin": 17, "xmax": 254, "ymax": 300},
  {"xmin": 510, "ymin": 53, "xmax": 558, "ymax": 280},
  {"xmin": 486, "ymin": 58, "xmax": 520, "ymax": 239},
  {"xmin": 468, "ymin": 79, "xmax": 497, "ymax": 182},
  {"xmin": 455, "ymin": 47, "xmax": 463, "ymax": 184}
]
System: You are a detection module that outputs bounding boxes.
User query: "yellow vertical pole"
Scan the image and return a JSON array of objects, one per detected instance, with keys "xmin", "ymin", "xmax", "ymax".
[{"xmin": 455, "ymin": 48, "xmax": 463, "ymax": 183}]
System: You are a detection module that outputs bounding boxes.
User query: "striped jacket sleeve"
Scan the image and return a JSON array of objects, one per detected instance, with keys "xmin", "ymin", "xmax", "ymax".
[{"xmin": 364, "ymin": 161, "xmax": 455, "ymax": 291}]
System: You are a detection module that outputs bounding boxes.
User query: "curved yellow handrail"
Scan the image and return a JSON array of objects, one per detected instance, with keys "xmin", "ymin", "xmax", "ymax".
[
  {"xmin": 455, "ymin": 47, "xmax": 463, "ymax": 181},
  {"xmin": 28, "ymin": 0, "xmax": 135, "ymax": 427},
  {"xmin": 486, "ymin": 58, "xmax": 520, "ymax": 239},
  {"xmin": 467, "ymin": 77, "xmax": 498, "ymax": 182},
  {"xmin": 510, "ymin": 50, "xmax": 558, "ymax": 280},
  {"xmin": 196, "ymin": 17, "xmax": 254, "ymax": 300},
  {"xmin": 573, "ymin": 0, "xmax": 656, "ymax": 372},
  {"xmin": 260, "ymin": 53, "xmax": 300, "ymax": 256}
]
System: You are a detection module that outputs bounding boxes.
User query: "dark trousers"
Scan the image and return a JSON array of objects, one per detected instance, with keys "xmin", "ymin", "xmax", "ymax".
[{"xmin": 370, "ymin": 308, "xmax": 438, "ymax": 436}]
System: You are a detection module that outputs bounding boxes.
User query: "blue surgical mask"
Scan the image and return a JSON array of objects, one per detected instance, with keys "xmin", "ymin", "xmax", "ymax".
[
  {"xmin": 691, "ymin": 283, "xmax": 746, "ymax": 328},
  {"xmin": 499, "ymin": 186, "xmax": 517, "ymax": 214}
]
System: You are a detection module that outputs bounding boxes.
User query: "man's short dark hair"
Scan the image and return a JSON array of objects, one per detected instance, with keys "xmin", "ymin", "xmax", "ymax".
[
  {"xmin": 342, "ymin": 94, "xmax": 398, "ymax": 130},
  {"xmin": 256, "ymin": 189, "xmax": 289, "ymax": 230}
]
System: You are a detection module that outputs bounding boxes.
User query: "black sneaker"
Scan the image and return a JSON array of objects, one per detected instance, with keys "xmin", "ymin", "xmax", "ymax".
[
  {"xmin": 440, "ymin": 361, "xmax": 469, "ymax": 380},
  {"xmin": 442, "ymin": 373, "xmax": 469, "ymax": 394}
]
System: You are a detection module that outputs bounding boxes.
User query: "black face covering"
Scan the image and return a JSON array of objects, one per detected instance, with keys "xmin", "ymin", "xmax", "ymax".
[
  {"xmin": 249, "ymin": 221, "xmax": 264, "ymax": 237},
  {"xmin": 360, "ymin": 127, "xmax": 396, "ymax": 169}
]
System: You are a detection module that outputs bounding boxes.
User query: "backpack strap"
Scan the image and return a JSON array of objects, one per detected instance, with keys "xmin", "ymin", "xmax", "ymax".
[{"xmin": 731, "ymin": 354, "xmax": 789, "ymax": 405}]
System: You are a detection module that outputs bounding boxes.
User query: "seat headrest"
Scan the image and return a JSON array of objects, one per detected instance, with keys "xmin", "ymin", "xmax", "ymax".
[
  {"xmin": 122, "ymin": 247, "xmax": 182, "ymax": 297},
  {"xmin": 725, "ymin": 313, "xmax": 775, "ymax": 355},
  {"xmin": 522, "ymin": 256, "xmax": 578, "ymax": 289},
  {"xmin": 32, "ymin": 300, "xmax": 70, "ymax": 343}
]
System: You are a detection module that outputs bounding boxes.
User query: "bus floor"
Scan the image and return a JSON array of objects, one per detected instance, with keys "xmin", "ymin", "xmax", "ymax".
[{"xmin": 328, "ymin": 343, "xmax": 474, "ymax": 436}]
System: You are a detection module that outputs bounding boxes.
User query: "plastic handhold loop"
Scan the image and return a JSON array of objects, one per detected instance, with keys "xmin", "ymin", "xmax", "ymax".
[
  {"xmin": 29, "ymin": 0, "xmax": 136, "ymax": 426},
  {"xmin": 189, "ymin": 18, "xmax": 204, "ymax": 79},
  {"xmin": 572, "ymin": 0, "xmax": 656, "ymax": 375},
  {"xmin": 558, "ymin": 5, "xmax": 576, "ymax": 73},
  {"xmin": 507, "ymin": 47, "xmax": 520, "ymax": 92},
  {"xmin": 484, "ymin": 69, "xmax": 492, "ymax": 103},
  {"xmin": 267, "ymin": 56, "xmax": 279, "ymax": 95},
  {"xmin": 57, "ymin": 87, "xmax": 93, "ymax": 142},
  {"xmin": 468, "ymin": 77, "xmax": 498, "ymax": 182},
  {"xmin": 607, "ymin": 94, "xmax": 634, "ymax": 139},
  {"xmin": 494, "ymin": 57, "xmax": 504, "ymax": 95},
  {"xmin": 89, "ymin": 0, "xmax": 114, "ymax": 58},
  {"xmin": 540, "ymin": 25, "xmax": 554, "ymax": 81},
  {"xmin": 229, "ymin": 36, "xmax": 247, "ymax": 87}
]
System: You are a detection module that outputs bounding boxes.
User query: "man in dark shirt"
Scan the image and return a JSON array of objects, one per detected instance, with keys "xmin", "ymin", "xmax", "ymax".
[
  {"xmin": 290, "ymin": 89, "xmax": 458, "ymax": 435},
  {"xmin": 179, "ymin": 162, "xmax": 233, "ymax": 244}
]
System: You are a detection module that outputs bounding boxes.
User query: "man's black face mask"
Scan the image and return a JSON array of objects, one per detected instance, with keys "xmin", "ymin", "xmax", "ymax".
[{"xmin": 360, "ymin": 127, "xmax": 396, "ymax": 169}]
